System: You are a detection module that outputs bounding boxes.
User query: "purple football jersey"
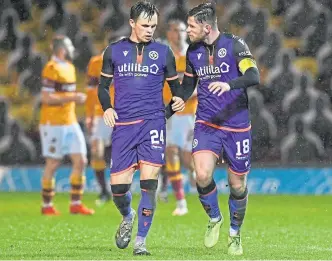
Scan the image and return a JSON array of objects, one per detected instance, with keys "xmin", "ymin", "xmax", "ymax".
[
  {"xmin": 185, "ymin": 33, "xmax": 256, "ymax": 129},
  {"xmin": 101, "ymin": 38, "xmax": 178, "ymax": 122}
]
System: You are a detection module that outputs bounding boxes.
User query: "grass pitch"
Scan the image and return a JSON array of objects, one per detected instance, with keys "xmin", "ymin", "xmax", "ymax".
[{"xmin": 0, "ymin": 192, "xmax": 331, "ymax": 260}]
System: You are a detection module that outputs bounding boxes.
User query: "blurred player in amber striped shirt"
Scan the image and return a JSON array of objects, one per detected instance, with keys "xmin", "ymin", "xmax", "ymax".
[
  {"xmin": 39, "ymin": 35, "xmax": 94, "ymax": 216},
  {"xmin": 160, "ymin": 19, "xmax": 197, "ymax": 216},
  {"xmin": 85, "ymin": 43, "xmax": 115, "ymax": 206}
]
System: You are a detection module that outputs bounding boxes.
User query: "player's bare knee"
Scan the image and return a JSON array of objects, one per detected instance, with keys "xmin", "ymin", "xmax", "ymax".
[
  {"xmin": 90, "ymin": 143, "xmax": 98, "ymax": 157},
  {"xmin": 166, "ymin": 146, "xmax": 178, "ymax": 154},
  {"xmin": 91, "ymin": 140, "xmax": 104, "ymax": 159},
  {"xmin": 229, "ymin": 176, "xmax": 247, "ymax": 199},
  {"xmin": 45, "ymin": 158, "xmax": 61, "ymax": 173},
  {"xmin": 182, "ymin": 152, "xmax": 194, "ymax": 171},
  {"xmin": 71, "ymin": 155, "xmax": 87, "ymax": 173},
  {"xmin": 111, "ymin": 169, "xmax": 135, "ymax": 185},
  {"xmin": 195, "ymin": 168, "xmax": 213, "ymax": 187},
  {"xmin": 140, "ymin": 164, "xmax": 160, "ymax": 180},
  {"xmin": 196, "ymin": 176, "xmax": 212, "ymax": 188},
  {"xmin": 229, "ymin": 183, "xmax": 245, "ymax": 195},
  {"xmin": 196, "ymin": 170, "xmax": 212, "ymax": 188},
  {"xmin": 91, "ymin": 151, "xmax": 104, "ymax": 161},
  {"xmin": 166, "ymin": 146, "xmax": 179, "ymax": 164}
]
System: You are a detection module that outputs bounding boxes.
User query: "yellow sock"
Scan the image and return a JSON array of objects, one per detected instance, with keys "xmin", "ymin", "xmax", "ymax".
[
  {"xmin": 70, "ymin": 173, "xmax": 85, "ymax": 202},
  {"xmin": 91, "ymin": 159, "xmax": 106, "ymax": 171},
  {"xmin": 41, "ymin": 177, "xmax": 55, "ymax": 205}
]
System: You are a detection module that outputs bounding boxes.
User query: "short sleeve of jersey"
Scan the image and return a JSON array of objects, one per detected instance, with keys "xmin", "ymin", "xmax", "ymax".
[
  {"xmin": 87, "ymin": 58, "xmax": 98, "ymax": 78},
  {"xmin": 42, "ymin": 63, "xmax": 57, "ymax": 81},
  {"xmin": 164, "ymin": 46, "xmax": 178, "ymax": 80},
  {"xmin": 87, "ymin": 57, "xmax": 100, "ymax": 86},
  {"xmin": 232, "ymin": 37, "xmax": 257, "ymax": 75},
  {"xmin": 101, "ymin": 46, "xmax": 113, "ymax": 77},
  {"xmin": 184, "ymin": 49, "xmax": 196, "ymax": 77},
  {"xmin": 41, "ymin": 63, "xmax": 58, "ymax": 91}
]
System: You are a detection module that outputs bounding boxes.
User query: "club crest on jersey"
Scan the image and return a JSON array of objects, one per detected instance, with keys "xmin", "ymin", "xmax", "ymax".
[
  {"xmin": 149, "ymin": 51, "xmax": 158, "ymax": 60},
  {"xmin": 123, "ymin": 50, "xmax": 128, "ymax": 56},
  {"xmin": 197, "ymin": 53, "xmax": 202, "ymax": 60},
  {"xmin": 218, "ymin": 48, "xmax": 227, "ymax": 58}
]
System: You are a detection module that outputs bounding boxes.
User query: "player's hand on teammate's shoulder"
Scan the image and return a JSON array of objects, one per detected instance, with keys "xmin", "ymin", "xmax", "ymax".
[
  {"xmin": 73, "ymin": 92, "xmax": 87, "ymax": 104},
  {"xmin": 103, "ymin": 108, "xmax": 118, "ymax": 127},
  {"xmin": 208, "ymin": 82, "xmax": 231, "ymax": 96},
  {"xmin": 171, "ymin": 96, "xmax": 185, "ymax": 112}
]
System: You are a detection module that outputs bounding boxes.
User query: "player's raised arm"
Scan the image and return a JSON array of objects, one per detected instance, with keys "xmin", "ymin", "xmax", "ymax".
[
  {"xmin": 208, "ymin": 37, "xmax": 260, "ymax": 96},
  {"xmin": 165, "ymin": 50, "xmax": 198, "ymax": 119},
  {"xmin": 228, "ymin": 37, "xmax": 260, "ymax": 89}
]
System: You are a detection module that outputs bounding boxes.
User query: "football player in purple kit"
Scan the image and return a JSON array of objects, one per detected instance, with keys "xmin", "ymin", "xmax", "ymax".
[
  {"xmin": 166, "ymin": 2, "xmax": 260, "ymax": 255},
  {"xmin": 98, "ymin": 1, "xmax": 184, "ymax": 256}
]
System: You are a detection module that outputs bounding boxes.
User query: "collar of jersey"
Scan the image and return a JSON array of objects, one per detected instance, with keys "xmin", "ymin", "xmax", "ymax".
[
  {"xmin": 126, "ymin": 37, "xmax": 154, "ymax": 47},
  {"xmin": 51, "ymin": 55, "xmax": 68, "ymax": 64},
  {"xmin": 203, "ymin": 32, "xmax": 222, "ymax": 47}
]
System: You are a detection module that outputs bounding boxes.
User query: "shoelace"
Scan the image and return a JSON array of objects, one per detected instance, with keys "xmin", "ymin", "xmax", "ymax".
[
  {"xmin": 206, "ymin": 221, "xmax": 217, "ymax": 233},
  {"xmin": 230, "ymin": 236, "xmax": 241, "ymax": 247},
  {"xmin": 135, "ymin": 242, "xmax": 146, "ymax": 251},
  {"xmin": 119, "ymin": 221, "xmax": 131, "ymax": 235},
  {"xmin": 136, "ymin": 242, "xmax": 145, "ymax": 248}
]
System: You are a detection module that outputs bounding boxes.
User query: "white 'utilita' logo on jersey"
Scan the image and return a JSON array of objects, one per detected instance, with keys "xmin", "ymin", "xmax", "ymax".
[
  {"xmin": 196, "ymin": 62, "xmax": 230, "ymax": 77},
  {"xmin": 118, "ymin": 63, "xmax": 159, "ymax": 76},
  {"xmin": 149, "ymin": 51, "xmax": 158, "ymax": 60}
]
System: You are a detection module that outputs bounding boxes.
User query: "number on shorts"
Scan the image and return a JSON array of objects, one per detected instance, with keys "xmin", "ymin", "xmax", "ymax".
[
  {"xmin": 150, "ymin": 129, "xmax": 164, "ymax": 145},
  {"xmin": 236, "ymin": 139, "xmax": 250, "ymax": 156}
]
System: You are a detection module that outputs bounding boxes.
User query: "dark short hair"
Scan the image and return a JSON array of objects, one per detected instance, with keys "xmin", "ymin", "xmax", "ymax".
[
  {"xmin": 188, "ymin": 2, "xmax": 217, "ymax": 28},
  {"xmin": 130, "ymin": 1, "xmax": 159, "ymax": 22},
  {"xmin": 52, "ymin": 35, "xmax": 66, "ymax": 52}
]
